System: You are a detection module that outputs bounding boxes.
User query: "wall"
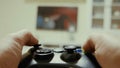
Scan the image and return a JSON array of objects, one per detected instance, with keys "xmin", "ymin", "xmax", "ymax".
[{"xmin": 0, "ymin": 0, "xmax": 119, "ymax": 46}]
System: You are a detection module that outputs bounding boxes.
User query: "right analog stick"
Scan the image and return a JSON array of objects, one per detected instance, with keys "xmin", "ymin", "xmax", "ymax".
[{"xmin": 60, "ymin": 45, "xmax": 81, "ymax": 64}]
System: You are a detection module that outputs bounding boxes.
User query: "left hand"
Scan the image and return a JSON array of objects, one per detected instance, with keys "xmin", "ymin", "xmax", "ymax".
[{"xmin": 0, "ymin": 30, "xmax": 38, "ymax": 68}]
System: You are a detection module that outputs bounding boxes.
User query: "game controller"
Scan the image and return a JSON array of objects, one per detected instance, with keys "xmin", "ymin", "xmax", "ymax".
[{"xmin": 18, "ymin": 44, "xmax": 101, "ymax": 68}]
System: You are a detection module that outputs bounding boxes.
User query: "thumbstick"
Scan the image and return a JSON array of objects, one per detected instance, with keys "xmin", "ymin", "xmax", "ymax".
[
  {"xmin": 33, "ymin": 44, "xmax": 41, "ymax": 49},
  {"xmin": 64, "ymin": 45, "xmax": 76, "ymax": 53},
  {"xmin": 61, "ymin": 45, "xmax": 81, "ymax": 64},
  {"xmin": 28, "ymin": 44, "xmax": 42, "ymax": 53},
  {"xmin": 33, "ymin": 48, "xmax": 54, "ymax": 63}
]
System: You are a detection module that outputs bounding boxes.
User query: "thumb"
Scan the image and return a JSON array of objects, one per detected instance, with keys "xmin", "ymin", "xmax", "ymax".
[
  {"xmin": 83, "ymin": 34, "xmax": 104, "ymax": 53},
  {"xmin": 10, "ymin": 29, "xmax": 39, "ymax": 46}
]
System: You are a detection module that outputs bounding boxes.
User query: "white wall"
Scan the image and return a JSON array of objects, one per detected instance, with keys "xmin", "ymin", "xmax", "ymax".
[{"xmin": 0, "ymin": 0, "xmax": 119, "ymax": 46}]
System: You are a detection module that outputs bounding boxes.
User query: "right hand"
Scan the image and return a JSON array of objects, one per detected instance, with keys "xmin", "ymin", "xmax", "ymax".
[{"xmin": 83, "ymin": 34, "xmax": 120, "ymax": 68}]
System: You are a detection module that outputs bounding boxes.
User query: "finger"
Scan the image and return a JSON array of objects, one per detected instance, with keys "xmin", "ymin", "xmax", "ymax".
[
  {"xmin": 83, "ymin": 38, "xmax": 95, "ymax": 53},
  {"xmin": 83, "ymin": 34, "xmax": 103, "ymax": 53},
  {"xmin": 10, "ymin": 29, "xmax": 39, "ymax": 46}
]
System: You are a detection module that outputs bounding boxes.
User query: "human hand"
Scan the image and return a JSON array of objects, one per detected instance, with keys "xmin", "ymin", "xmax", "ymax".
[
  {"xmin": 83, "ymin": 34, "xmax": 120, "ymax": 68},
  {"xmin": 0, "ymin": 30, "xmax": 38, "ymax": 68}
]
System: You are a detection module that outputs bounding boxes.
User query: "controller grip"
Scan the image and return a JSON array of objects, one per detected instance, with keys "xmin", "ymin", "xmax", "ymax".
[
  {"xmin": 18, "ymin": 53, "xmax": 33, "ymax": 68},
  {"xmin": 85, "ymin": 52, "xmax": 101, "ymax": 68}
]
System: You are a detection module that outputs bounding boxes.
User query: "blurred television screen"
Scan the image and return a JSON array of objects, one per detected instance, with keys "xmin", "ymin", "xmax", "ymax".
[{"xmin": 36, "ymin": 6, "xmax": 78, "ymax": 31}]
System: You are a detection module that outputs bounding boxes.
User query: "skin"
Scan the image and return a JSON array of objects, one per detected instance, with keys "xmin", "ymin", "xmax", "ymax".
[
  {"xmin": 83, "ymin": 33, "xmax": 120, "ymax": 68},
  {"xmin": 0, "ymin": 30, "xmax": 38, "ymax": 68}
]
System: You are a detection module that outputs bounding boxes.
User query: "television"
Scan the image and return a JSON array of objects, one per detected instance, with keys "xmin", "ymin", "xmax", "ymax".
[{"xmin": 36, "ymin": 6, "xmax": 78, "ymax": 31}]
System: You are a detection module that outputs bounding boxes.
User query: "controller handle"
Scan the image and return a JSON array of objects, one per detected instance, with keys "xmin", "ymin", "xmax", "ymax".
[
  {"xmin": 18, "ymin": 44, "xmax": 54, "ymax": 68},
  {"xmin": 18, "ymin": 44, "xmax": 41, "ymax": 68}
]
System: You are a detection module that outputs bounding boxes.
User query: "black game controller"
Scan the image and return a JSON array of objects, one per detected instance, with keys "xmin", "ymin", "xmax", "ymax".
[{"xmin": 18, "ymin": 44, "xmax": 101, "ymax": 68}]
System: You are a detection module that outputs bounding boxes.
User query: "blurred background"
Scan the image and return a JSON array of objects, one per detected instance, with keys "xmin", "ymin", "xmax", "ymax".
[{"xmin": 0, "ymin": 0, "xmax": 120, "ymax": 47}]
